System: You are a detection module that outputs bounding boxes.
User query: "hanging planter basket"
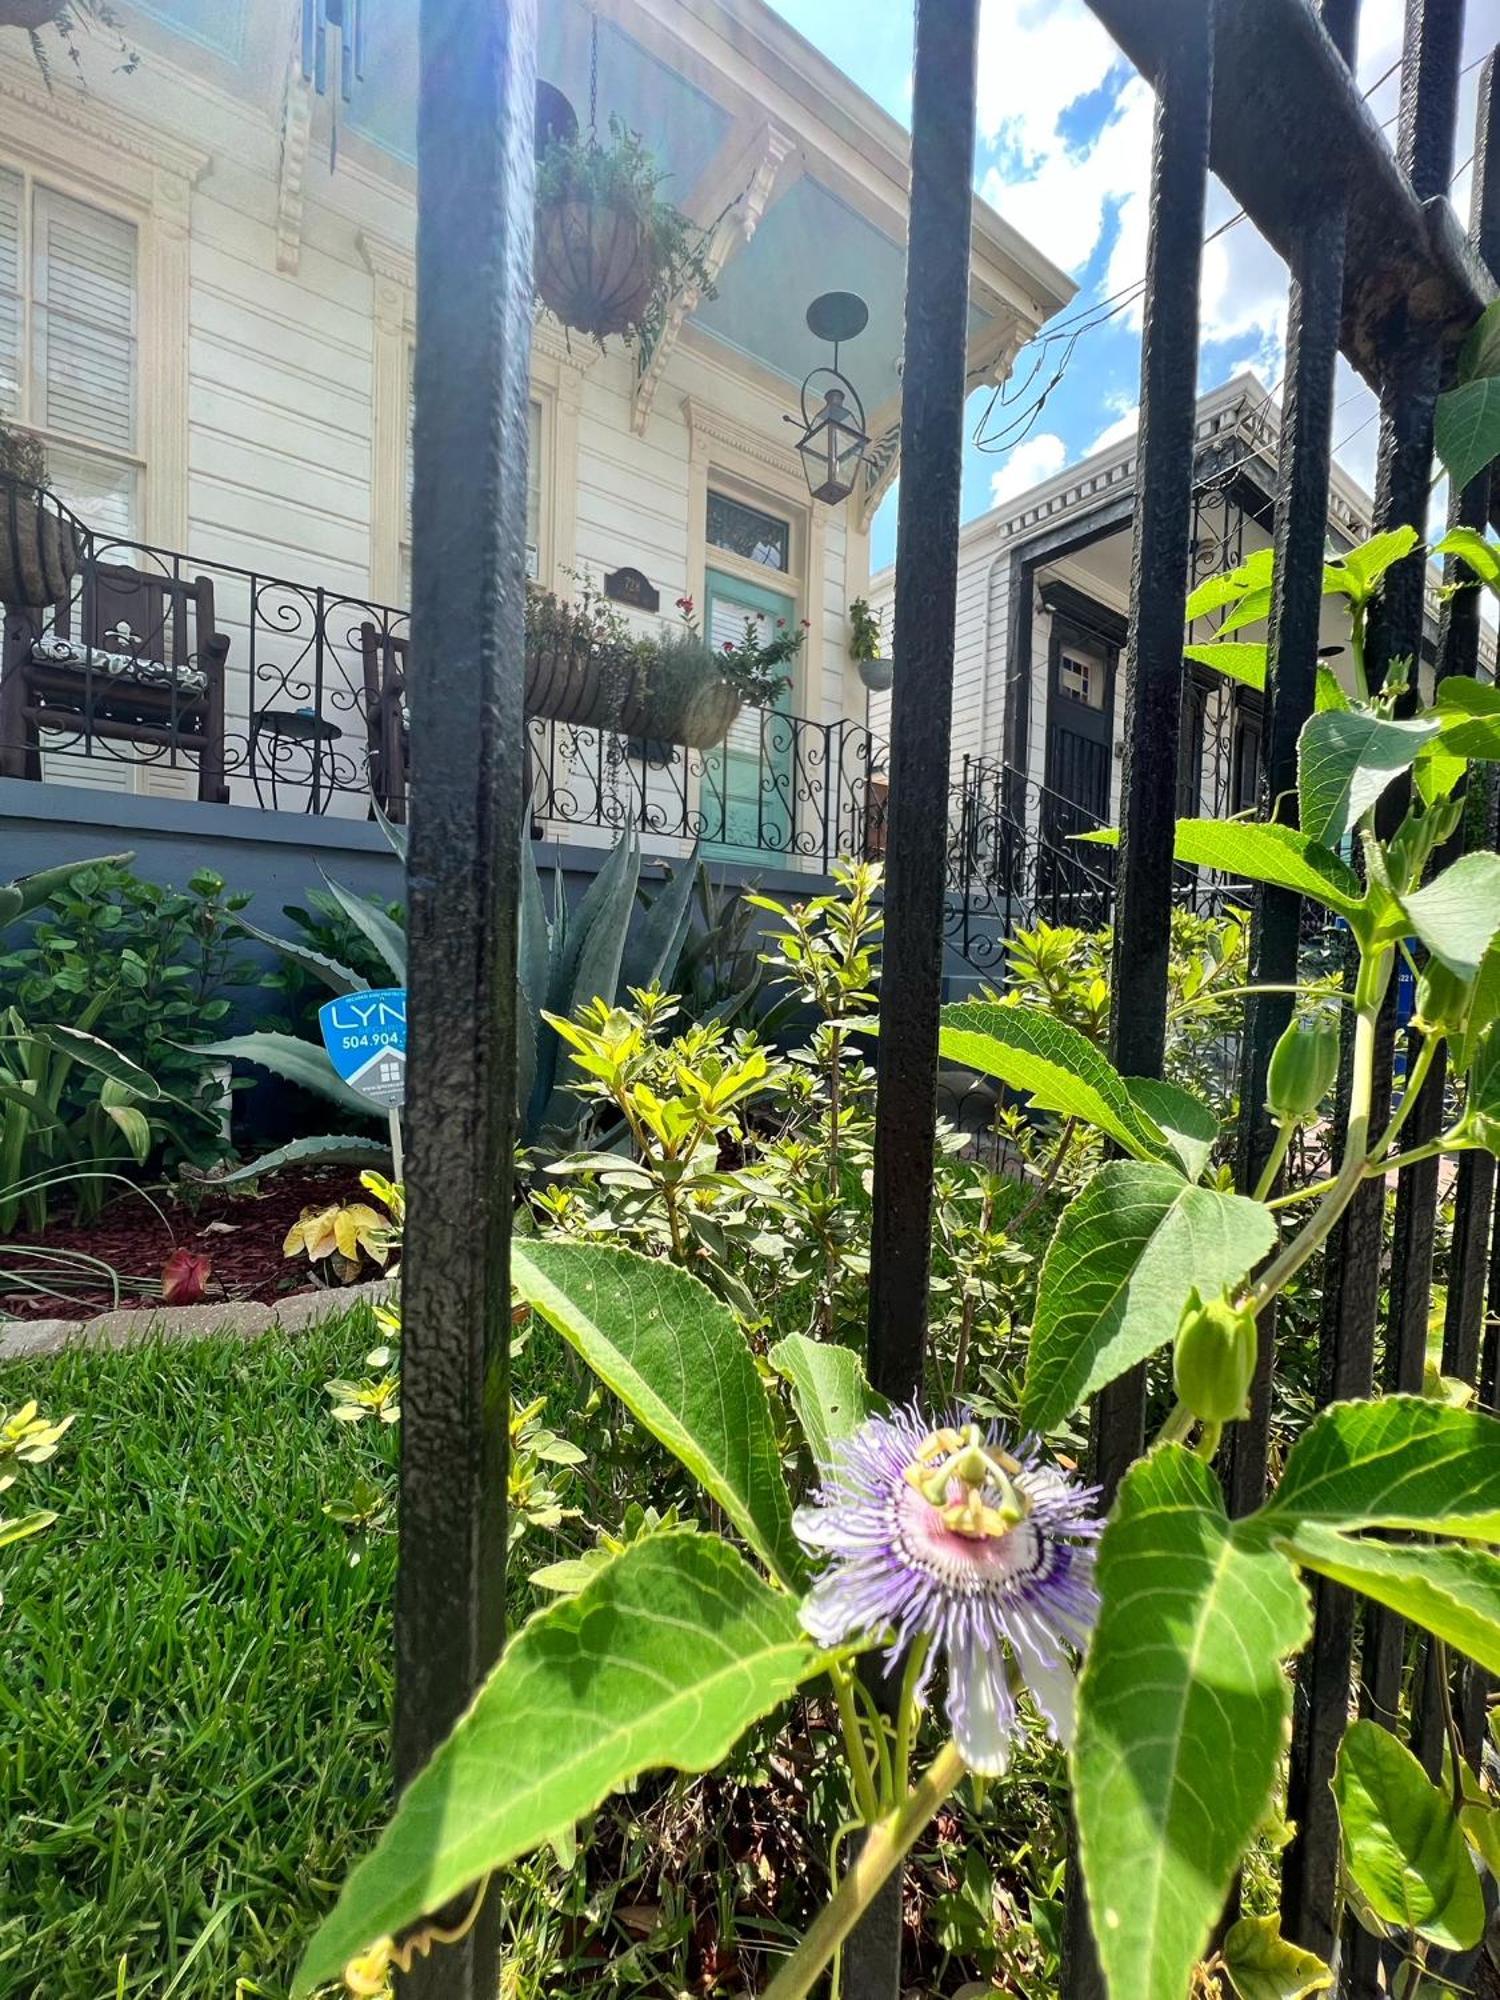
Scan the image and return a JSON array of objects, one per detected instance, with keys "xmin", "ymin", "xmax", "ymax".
[
  {"xmin": 524, "ymin": 599, "xmax": 742, "ymax": 751},
  {"xmin": 858, "ymin": 655, "xmax": 895, "ymax": 694},
  {"xmin": 0, "ymin": 479, "xmax": 78, "ymax": 612},
  {"xmin": 534, "ymin": 196, "xmax": 662, "ymax": 344}
]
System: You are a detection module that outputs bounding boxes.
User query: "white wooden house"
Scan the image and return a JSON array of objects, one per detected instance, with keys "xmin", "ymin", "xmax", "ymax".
[{"xmin": 0, "ymin": 0, "xmax": 1071, "ymax": 883}]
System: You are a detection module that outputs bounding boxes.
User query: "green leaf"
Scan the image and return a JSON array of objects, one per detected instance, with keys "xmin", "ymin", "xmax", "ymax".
[
  {"xmin": 1, "ymin": 853, "xmax": 133, "ymax": 928},
  {"xmin": 935, "ymin": 1002, "xmax": 1165, "ymax": 1160},
  {"xmin": 1402, "ymin": 851, "xmax": 1500, "ymax": 982},
  {"xmin": 235, "ymin": 916, "xmax": 368, "ymax": 996},
  {"xmin": 1434, "ymin": 525, "xmax": 1500, "ymax": 591},
  {"xmin": 619, "ymin": 847, "xmax": 699, "ymax": 996},
  {"xmin": 36, "ymin": 1026, "xmax": 162, "ymax": 1099},
  {"xmin": 1258, "ymin": 1396, "xmax": 1500, "ymax": 1541},
  {"xmin": 1413, "ymin": 739, "xmax": 1466, "ymax": 808},
  {"xmin": 512, "ymin": 1240, "xmax": 802, "ymax": 1586},
  {"xmin": 102, "ymin": 1102, "xmax": 152, "ymax": 1163},
  {"xmin": 206, "ymin": 1133, "xmax": 393, "ymax": 1186},
  {"xmin": 1183, "ymin": 548, "xmax": 1275, "ymax": 622},
  {"xmin": 1220, "ymin": 1914, "xmax": 1332, "ymax": 2000},
  {"xmin": 1332, "ymin": 525, "xmax": 1421, "ymax": 599},
  {"xmin": 1435, "ymin": 377, "xmax": 1500, "ymax": 494},
  {"xmin": 1459, "ymin": 299, "xmax": 1500, "ymax": 384},
  {"xmin": 1215, "ymin": 588, "xmax": 1273, "ymax": 638},
  {"xmin": 1285, "ymin": 1523, "xmax": 1500, "ymax": 1674},
  {"xmin": 1075, "ymin": 1447, "xmax": 1311, "ymax": 2000},
  {"xmin": 0, "ymin": 1508, "xmax": 57, "ymax": 1550},
  {"xmin": 768, "ymin": 1333, "xmax": 885, "ymax": 1474},
  {"xmin": 292, "ymin": 1532, "xmax": 820, "ymax": 1996},
  {"xmin": 188, "ymin": 1033, "xmax": 383, "ymax": 1122},
  {"xmin": 1082, "ymin": 820, "xmax": 1363, "ymax": 916},
  {"xmin": 318, "ymin": 874, "xmax": 407, "ymax": 985},
  {"xmin": 1121, "ymin": 1077, "xmax": 1219, "ymax": 1182},
  {"xmin": 1333, "ymin": 1718, "xmax": 1484, "ymax": 1951},
  {"xmin": 1182, "ymin": 642, "xmax": 1266, "ymax": 690},
  {"xmin": 1023, "ymin": 1162, "xmax": 1277, "ymax": 1434},
  {"xmin": 1314, "ymin": 666, "xmax": 1349, "ymax": 713},
  {"xmin": 1297, "ymin": 711, "xmax": 1438, "ymax": 848}
]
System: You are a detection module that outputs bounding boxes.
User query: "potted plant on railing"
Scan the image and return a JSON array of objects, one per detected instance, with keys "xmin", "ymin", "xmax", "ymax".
[
  {"xmin": 0, "ymin": 1, "xmax": 137, "ymax": 87},
  {"xmin": 0, "ymin": 422, "xmax": 78, "ymax": 612},
  {"xmin": 849, "ymin": 595, "xmax": 892, "ymax": 692},
  {"xmin": 534, "ymin": 116, "xmax": 715, "ymax": 346},
  {"xmin": 523, "ymin": 580, "xmax": 805, "ymax": 751}
]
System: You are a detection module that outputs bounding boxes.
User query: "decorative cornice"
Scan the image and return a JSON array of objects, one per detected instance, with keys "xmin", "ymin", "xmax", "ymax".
[
  {"xmin": 274, "ymin": 11, "xmax": 313, "ymax": 276},
  {"xmin": 0, "ymin": 57, "xmax": 210, "ymax": 189},
  {"xmin": 681, "ymin": 394, "xmax": 798, "ymax": 481},
  {"xmin": 357, "ymin": 228, "xmax": 414, "ymax": 333}
]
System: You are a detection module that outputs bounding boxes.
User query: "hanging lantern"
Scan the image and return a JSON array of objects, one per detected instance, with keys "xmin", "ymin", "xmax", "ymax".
[
  {"xmin": 788, "ymin": 293, "xmax": 870, "ymax": 508},
  {"xmin": 302, "ymin": 0, "xmax": 366, "ymax": 104}
]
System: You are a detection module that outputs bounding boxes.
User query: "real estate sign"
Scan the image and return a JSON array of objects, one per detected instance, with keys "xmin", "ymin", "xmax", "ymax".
[{"xmin": 318, "ymin": 988, "xmax": 408, "ymax": 1109}]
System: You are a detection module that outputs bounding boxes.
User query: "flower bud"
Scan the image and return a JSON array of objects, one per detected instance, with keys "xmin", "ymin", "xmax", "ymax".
[
  {"xmin": 1266, "ymin": 1014, "xmax": 1340, "ymax": 1124},
  {"xmin": 1173, "ymin": 1287, "xmax": 1258, "ymax": 1424},
  {"xmin": 1414, "ymin": 959, "xmax": 1474, "ymax": 1038}
]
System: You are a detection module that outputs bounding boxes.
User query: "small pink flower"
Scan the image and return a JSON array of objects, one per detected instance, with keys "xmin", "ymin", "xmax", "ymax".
[
  {"xmin": 161, "ymin": 1248, "xmax": 213, "ymax": 1304},
  {"xmin": 676, "ymin": 594, "xmax": 694, "ymax": 615},
  {"xmin": 722, "ymin": 641, "xmax": 734, "ymax": 654}
]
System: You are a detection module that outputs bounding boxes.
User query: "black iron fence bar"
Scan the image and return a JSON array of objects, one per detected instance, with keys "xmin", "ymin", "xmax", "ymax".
[
  {"xmin": 1224, "ymin": 3, "xmax": 1352, "ymax": 1529},
  {"xmin": 855, "ymin": 5, "xmax": 979, "ymax": 1995},
  {"xmin": 395, "ymin": 2, "xmax": 535, "ymax": 1996}
]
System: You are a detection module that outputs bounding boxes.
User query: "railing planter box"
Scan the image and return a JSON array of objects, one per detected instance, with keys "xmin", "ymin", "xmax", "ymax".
[
  {"xmin": 524, "ymin": 595, "xmax": 742, "ymax": 749},
  {"xmin": 0, "ymin": 481, "xmax": 78, "ymax": 612}
]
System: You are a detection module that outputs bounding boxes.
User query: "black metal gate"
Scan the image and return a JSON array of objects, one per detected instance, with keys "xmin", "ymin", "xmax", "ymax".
[{"xmin": 392, "ymin": 1, "xmax": 1499, "ymax": 1997}]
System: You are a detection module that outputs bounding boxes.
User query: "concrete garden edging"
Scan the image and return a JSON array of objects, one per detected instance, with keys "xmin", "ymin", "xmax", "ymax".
[{"xmin": 0, "ymin": 1276, "xmax": 397, "ymax": 1364}]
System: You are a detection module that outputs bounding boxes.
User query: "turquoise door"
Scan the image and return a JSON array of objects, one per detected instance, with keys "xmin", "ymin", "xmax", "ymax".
[{"xmin": 701, "ymin": 566, "xmax": 796, "ymax": 861}]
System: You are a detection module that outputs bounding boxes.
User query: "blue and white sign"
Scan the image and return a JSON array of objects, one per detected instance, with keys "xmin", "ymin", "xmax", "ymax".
[{"xmin": 319, "ymin": 987, "xmax": 407, "ymax": 1109}]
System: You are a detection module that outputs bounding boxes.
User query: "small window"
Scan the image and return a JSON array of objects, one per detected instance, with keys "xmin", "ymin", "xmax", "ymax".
[
  {"xmin": 1058, "ymin": 644, "xmax": 1105, "ymax": 710},
  {"xmin": 707, "ymin": 490, "xmax": 789, "ymax": 572}
]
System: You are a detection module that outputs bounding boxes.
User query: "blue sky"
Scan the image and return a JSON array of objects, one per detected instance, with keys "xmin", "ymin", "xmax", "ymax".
[{"xmin": 765, "ymin": 0, "xmax": 1489, "ymax": 573}]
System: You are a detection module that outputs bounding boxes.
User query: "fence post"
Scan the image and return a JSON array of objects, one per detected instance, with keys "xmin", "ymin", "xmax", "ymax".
[
  {"xmin": 855, "ymin": 2, "xmax": 979, "ymax": 1993},
  {"xmin": 1060, "ymin": 7, "xmax": 1215, "ymax": 1993},
  {"xmin": 394, "ymin": 3, "xmax": 535, "ymax": 1995}
]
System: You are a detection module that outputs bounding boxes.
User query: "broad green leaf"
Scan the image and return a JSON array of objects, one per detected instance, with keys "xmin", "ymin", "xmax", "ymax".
[
  {"xmin": 1182, "ymin": 642, "xmax": 1266, "ymax": 690},
  {"xmin": 1258, "ymin": 1396, "xmax": 1500, "ymax": 1542},
  {"xmin": 1023, "ymin": 1162, "xmax": 1277, "ymax": 1434},
  {"xmin": 1314, "ymin": 666, "xmax": 1349, "ymax": 713},
  {"xmin": 1220, "ymin": 1914, "xmax": 1332, "ymax": 2000},
  {"xmin": 1122, "ymin": 1077, "xmax": 1220, "ymax": 1183},
  {"xmin": 318, "ymin": 873, "xmax": 407, "ymax": 985},
  {"xmin": 1215, "ymin": 587, "xmax": 1272, "ymax": 638},
  {"xmin": 37, "ymin": 1026, "xmax": 162, "ymax": 1100},
  {"xmin": 1435, "ymin": 376, "xmax": 1500, "ymax": 494},
  {"xmin": 1435, "ymin": 525, "xmax": 1500, "ymax": 591},
  {"xmin": 1413, "ymin": 739, "xmax": 1466, "ymax": 807},
  {"xmin": 1075, "ymin": 1447, "xmax": 1311, "ymax": 2000},
  {"xmin": 1297, "ymin": 711, "xmax": 1437, "ymax": 848},
  {"xmin": 768, "ymin": 1333, "xmax": 885, "ymax": 1475},
  {"xmin": 189, "ymin": 1033, "xmax": 382, "ymax": 1122},
  {"xmin": 1435, "ymin": 674, "xmax": 1500, "ymax": 717},
  {"xmin": 102, "ymin": 1102, "xmax": 151, "ymax": 1162},
  {"xmin": 1402, "ymin": 851, "xmax": 1500, "ymax": 981},
  {"xmin": 935, "ymin": 1002, "xmax": 1165, "ymax": 1160},
  {"xmin": 0, "ymin": 1508, "xmax": 57, "ymax": 1550},
  {"xmin": 1184, "ymin": 547, "xmax": 1274, "ymax": 622},
  {"xmin": 619, "ymin": 848, "xmax": 699, "ymax": 995},
  {"xmin": 1285, "ymin": 1523, "xmax": 1500, "ymax": 1674},
  {"xmin": 292, "ymin": 1532, "xmax": 820, "ymax": 1995},
  {"xmin": 2, "ymin": 853, "xmax": 133, "ymax": 925},
  {"xmin": 1330, "ymin": 525, "xmax": 1420, "ymax": 600},
  {"xmin": 512, "ymin": 1240, "xmax": 802, "ymax": 1586},
  {"xmin": 1333, "ymin": 1718, "xmax": 1484, "ymax": 1951},
  {"xmin": 1082, "ymin": 820, "xmax": 1363, "ymax": 916},
  {"xmin": 1460, "ymin": 299, "xmax": 1500, "ymax": 385}
]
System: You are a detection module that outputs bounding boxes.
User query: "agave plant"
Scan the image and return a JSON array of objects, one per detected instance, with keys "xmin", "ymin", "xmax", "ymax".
[
  {"xmin": 0, "ymin": 853, "xmax": 133, "ymax": 937},
  {"xmin": 199, "ymin": 811, "xmax": 699, "ymax": 1179}
]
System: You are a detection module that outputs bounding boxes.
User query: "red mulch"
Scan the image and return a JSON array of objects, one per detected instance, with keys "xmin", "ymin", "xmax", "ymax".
[{"xmin": 2, "ymin": 1168, "xmax": 370, "ymax": 1320}]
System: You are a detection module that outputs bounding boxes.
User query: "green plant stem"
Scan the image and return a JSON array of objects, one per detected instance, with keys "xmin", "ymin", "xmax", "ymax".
[
  {"xmin": 1251, "ymin": 1122, "xmax": 1295, "ymax": 1204},
  {"xmin": 1194, "ymin": 1421, "xmax": 1223, "ymax": 1463},
  {"xmin": 1245, "ymin": 952, "xmax": 1386, "ymax": 1315},
  {"xmin": 892, "ymin": 1635, "xmax": 932, "ymax": 1804},
  {"xmin": 761, "ymin": 1742, "xmax": 966, "ymax": 2000},
  {"xmin": 1167, "ymin": 981, "xmax": 1350, "ymax": 1022},
  {"xmin": 829, "ymin": 1661, "xmax": 881, "ymax": 1827},
  {"xmin": 1371, "ymin": 1032, "xmax": 1439, "ymax": 1161},
  {"xmin": 1153, "ymin": 1400, "xmax": 1196, "ymax": 1447},
  {"xmin": 1349, "ymin": 601, "xmax": 1370, "ymax": 704}
]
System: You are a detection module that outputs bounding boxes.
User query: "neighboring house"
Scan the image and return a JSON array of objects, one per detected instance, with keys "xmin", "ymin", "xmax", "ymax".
[
  {"xmin": 0, "ymin": 0, "xmax": 1070, "ymax": 904},
  {"xmin": 869, "ymin": 372, "xmax": 1492, "ymax": 943}
]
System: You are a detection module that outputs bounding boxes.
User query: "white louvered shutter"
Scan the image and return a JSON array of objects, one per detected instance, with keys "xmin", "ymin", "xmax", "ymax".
[
  {"xmin": 0, "ymin": 168, "xmax": 21, "ymax": 421},
  {"xmin": 31, "ymin": 186, "xmax": 138, "ymax": 537},
  {"xmin": 526, "ymin": 397, "xmax": 541, "ymax": 580}
]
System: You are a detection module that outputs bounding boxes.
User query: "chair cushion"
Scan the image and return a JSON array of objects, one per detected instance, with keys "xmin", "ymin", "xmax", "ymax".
[{"xmin": 30, "ymin": 635, "xmax": 209, "ymax": 697}]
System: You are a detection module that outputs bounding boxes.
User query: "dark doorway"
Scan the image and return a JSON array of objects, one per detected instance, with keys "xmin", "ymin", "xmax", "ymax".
[{"xmin": 1039, "ymin": 593, "xmax": 1121, "ymax": 919}]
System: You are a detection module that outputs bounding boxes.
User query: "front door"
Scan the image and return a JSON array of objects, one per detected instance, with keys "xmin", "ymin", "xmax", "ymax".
[
  {"xmin": 1041, "ymin": 616, "xmax": 1117, "ymax": 915},
  {"xmin": 701, "ymin": 566, "xmax": 796, "ymax": 861}
]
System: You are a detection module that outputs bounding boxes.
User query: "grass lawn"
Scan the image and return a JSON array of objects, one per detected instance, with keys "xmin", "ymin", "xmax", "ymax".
[{"xmin": 0, "ymin": 1313, "xmax": 399, "ymax": 2000}]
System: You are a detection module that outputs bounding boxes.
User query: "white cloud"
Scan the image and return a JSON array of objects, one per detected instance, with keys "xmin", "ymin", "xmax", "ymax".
[
  {"xmin": 1087, "ymin": 391, "xmax": 1138, "ymax": 455},
  {"xmin": 989, "ymin": 430, "xmax": 1068, "ymax": 506}
]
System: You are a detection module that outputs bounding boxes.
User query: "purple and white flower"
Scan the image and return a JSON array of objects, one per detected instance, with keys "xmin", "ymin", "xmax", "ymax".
[{"xmin": 794, "ymin": 1405, "xmax": 1103, "ymax": 1776}]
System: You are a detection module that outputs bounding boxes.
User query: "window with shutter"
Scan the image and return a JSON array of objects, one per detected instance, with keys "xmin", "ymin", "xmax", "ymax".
[{"xmin": 0, "ymin": 171, "xmax": 141, "ymax": 540}]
